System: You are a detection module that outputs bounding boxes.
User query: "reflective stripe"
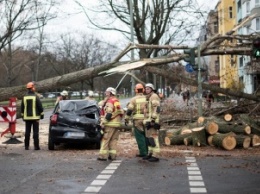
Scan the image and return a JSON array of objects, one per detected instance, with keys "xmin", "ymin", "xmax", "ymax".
[
  {"xmin": 105, "ymin": 121, "xmax": 121, "ymax": 127},
  {"xmin": 23, "ymin": 96, "xmax": 40, "ymax": 120},
  {"xmin": 133, "ymin": 114, "xmax": 144, "ymax": 119},
  {"xmin": 109, "ymin": 150, "xmax": 116, "ymax": 154}
]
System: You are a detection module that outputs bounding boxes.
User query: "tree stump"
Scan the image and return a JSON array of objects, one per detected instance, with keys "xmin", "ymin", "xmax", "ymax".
[
  {"xmin": 235, "ymin": 135, "xmax": 251, "ymax": 149},
  {"xmin": 212, "ymin": 132, "xmax": 236, "ymax": 150},
  {"xmin": 191, "ymin": 127, "xmax": 207, "ymax": 147},
  {"xmin": 164, "ymin": 133, "xmax": 191, "ymax": 146}
]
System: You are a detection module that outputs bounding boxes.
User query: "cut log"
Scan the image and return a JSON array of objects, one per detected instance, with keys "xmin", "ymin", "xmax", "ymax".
[
  {"xmin": 234, "ymin": 135, "xmax": 251, "ymax": 149},
  {"xmin": 212, "ymin": 132, "xmax": 237, "ymax": 150},
  {"xmin": 249, "ymin": 134, "xmax": 260, "ymax": 147},
  {"xmin": 207, "ymin": 135, "xmax": 214, "ymax": 146},
  {"xmin": 184, "ymin": 136, "xmax": 193, "ymax": 146},
  {"xmin": 164, "ymin": 133, "xmax": 191, "ymax": 146},
  {"xmin": 205, "ymin": 121, "xmax": 219, "ymax": 135},
  {"xmin": 217, "ymin": 122, "xmax": 251, "ymax": 135},
  {"xmin": 158, "ymin": 128, "xmax": 167, "ymax": 145},
  {"xmin": 197, "ymin": 116, "xmax": 205, "ymax": 124},
  {"xmin": 240, "ymin": 114, "xmax": 260, "ymax": 135},
  {"xmin": 224, "ymin": 114, "xmax": 232, "ymax": 121},
  {"xmin": 191, "ymin": 127, "xmax": 207, "ymax": 147}
]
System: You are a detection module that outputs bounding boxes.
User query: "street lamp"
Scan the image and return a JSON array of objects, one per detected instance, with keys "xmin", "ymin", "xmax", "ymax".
[{"xmin": 129, "ymin": 0, "xmax": 135, "ymax": 96}]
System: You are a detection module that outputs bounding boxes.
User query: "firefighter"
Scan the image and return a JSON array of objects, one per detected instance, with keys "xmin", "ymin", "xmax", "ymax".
[
  {"xmin": 85, "ymin": 90, "xmax": 97, "ymax": 103},
  {"xmin": 21, "ymin": 82, "xmax": 44, "ymax": 150},
  {"xmin": 55, "ymin": 90, "xmax": 68, "ymax": 105},
  {"xmin": 97, "ymin": 87, "xmax": 123, "ymax": 161},
  {"xmin": 143, "ymin": 83, "xmax": 161, "ymax": 162},
  {"xmin": 125, "ymin": 83, "xmax": 148, "ymax": 157}
]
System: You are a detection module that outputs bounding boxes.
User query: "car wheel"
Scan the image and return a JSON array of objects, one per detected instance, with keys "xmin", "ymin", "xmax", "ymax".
[{"xmin": 48, "ymin": 133, "xmax": 55, "ymax": 150}]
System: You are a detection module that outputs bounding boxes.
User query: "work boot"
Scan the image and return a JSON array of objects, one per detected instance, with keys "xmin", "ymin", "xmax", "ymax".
[
  {"xmin": 108, "ymin": 155, "xmax": 116, "ymax": 160},
  {"xmin": 97, "ymin": 157, "xmax": 107, "ymax": 161},
  {"xmin": 136, "ymin": 154, "xmax": 146, "ymax": 157},
  {"xmin": 142, "ymin": 153, "xmax": 152, "ymax": 160},
  {"xmin": 148, "ymin": 156, "xmax": 159, "ymax": 162},
  {"xmin": 34, "ymin": 147, "xmax": 40, "ymax": 150},
  {"xmin": 25, "ymin": 147, "xmax": 29, "ymax": 150}
]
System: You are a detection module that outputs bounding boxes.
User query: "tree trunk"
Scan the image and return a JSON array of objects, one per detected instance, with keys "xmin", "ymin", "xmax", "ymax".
[
  {"xmin": 249, "ymin": 134, "xmax": 260, "ymax": 147},
  {"xmin": 235, "ymin": 135, "xmax": 251, "ymax": 149},
  {"xmin": 164, "ymin": 133, "xmax": 191, "ymax": 146},
  {"xmin": 224, "ymin": 114, "xmax": 232, "ymax": 121},
  {"xmin": 191, "ymin": 127, "xmax": 207, "ymax": 147},
  {"xmin": 212, "ymin": 132, "xmax": 237, "ymax": 150},
  {"xmin": 217, "ymin": 122, "xmax": 251, "ymax": 135},
  {"xmin": 205, "ymin": 121, "xmax": 219, "ymax": 135},
  {"xmin": 184, "ymin": 136, "xmax": 193, "ymax": 146}
]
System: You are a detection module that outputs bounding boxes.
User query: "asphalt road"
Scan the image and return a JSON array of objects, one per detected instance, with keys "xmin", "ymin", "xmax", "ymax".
[{"xmin": 0, "ymin": 146, "xmax": 259, "ymax": 194}]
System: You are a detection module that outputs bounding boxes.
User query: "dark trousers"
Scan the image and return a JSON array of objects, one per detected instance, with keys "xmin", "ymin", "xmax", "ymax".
[
  {"xmin": 134, "ymin": 127, "xmax": 148, "ymax": 156},
  {"xmin": 24, "ymin": 120, "xmax": 40, "ymax": 148}
]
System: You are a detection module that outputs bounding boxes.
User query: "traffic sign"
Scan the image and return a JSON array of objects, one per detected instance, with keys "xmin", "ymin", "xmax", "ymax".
[{"xmin": 185, "ymin": 63, "xmax": 194, "ymax": 73}]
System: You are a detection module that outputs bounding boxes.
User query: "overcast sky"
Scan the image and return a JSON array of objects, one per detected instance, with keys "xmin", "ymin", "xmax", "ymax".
[{"xmin": 45, "ymin": 0, "xmax": 220, "ymax": 45}]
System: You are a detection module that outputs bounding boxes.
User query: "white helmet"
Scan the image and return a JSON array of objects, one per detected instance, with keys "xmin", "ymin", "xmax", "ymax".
[
  {"xmin": 145, "ymin": 83, "xmax": 155, "ymax": 90},
  {"xmin": 88, "ymin": 90, "xmax": 94, "ymax": 96},
  {"xmin": 60, "ymin": 90, "xmax": 68, "ymax": 96},
  {"xmin": 106, "ymin": 87, "xmax": 116, "ymax": 95}
]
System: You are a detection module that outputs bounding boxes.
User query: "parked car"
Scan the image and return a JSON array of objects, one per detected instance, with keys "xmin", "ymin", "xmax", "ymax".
[{"xmin": 48, "ymin": 100, "xmax": 102, "ymax": 150}]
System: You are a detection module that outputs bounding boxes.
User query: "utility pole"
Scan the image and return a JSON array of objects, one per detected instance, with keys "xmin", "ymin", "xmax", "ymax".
[
  {"xmin": 197, "ymin": 45, "xmax": 203, "ymax": 116},
  {"xmin": 129, "ymin": 0, "xmax": 135, "ymax": 96}
]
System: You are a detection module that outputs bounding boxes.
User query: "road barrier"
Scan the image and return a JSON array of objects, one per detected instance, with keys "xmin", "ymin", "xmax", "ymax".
[{"xmin": 0, "ymin": 97, "xmax": 22, "ymax": 144}]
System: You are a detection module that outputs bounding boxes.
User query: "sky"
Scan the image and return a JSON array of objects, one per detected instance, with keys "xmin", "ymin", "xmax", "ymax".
[{"xmin": 45, "ymin": 0, "xmax": 220, "ymax": 45}]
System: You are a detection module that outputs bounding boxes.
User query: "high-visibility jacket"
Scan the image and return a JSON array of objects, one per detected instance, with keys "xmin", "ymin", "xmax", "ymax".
[
  {"xmin": 126, "ymin": 93, "xmax": 147, "ymax": 120},
  {"xmin": 21, "ymin": 91, "xmax": 44, "ymax": 120},
  {"xmin": 145, "ymin": 92, "xmax": 160, "ymax": 123},
  {"xmin": 103, "ymin": 96, "xmax": 123, "ymax": 127}
]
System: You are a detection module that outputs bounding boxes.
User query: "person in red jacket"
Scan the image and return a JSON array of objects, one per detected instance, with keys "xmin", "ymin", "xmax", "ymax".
[{"xmin": 97, "ymin": 87, "xmax": 123, "ymax": 161}]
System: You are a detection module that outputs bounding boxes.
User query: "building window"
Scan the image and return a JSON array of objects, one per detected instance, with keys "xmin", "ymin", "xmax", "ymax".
[
  {"xmin": 239, "ymin": 56, "xmax": 243, "ymax": 67},
  {"xmin": 256, "ymin": 0, "xmax": 260, "ymax": 6},
  {"xmin": 256, "ymin": 17, "xmax": 260, "ymax": 31},
  {"xmin": 229, "ymin": 7, "xmax": 233, "ymax": 18},
  {"xmin": 214, "ymin": 22, "xmax": 218, "ymax": 33},
  {"xmin": 246, "ymin": 1, "xmax": 250, "ymax": 14}
]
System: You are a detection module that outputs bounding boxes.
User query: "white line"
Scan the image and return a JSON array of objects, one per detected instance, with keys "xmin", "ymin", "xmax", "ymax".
[
  {"xmin": 83, "ymin": 160, "xmax": 122, "ymax": 193},
  {"xmin": 186, "ymin": 159, "xmax": 196, "ymax": 163},
  {"xmin": 189, "ymin": 181, "xmax": 205, "ymax": 186},
  {"xmin": 188, "ymin": 176, "xmax": 203, "ymax": 181},
  {"xmin": 101, "ymin": 169, "xmax": 115, "ymax": 174},
  {"xmin": 187, "ymin": 167, "xmax": 200, "ymax": 171},
  {"xmin": 188, "ymin": 171, "xmax": 201, "ymax": 175},
  {"xmin": 91, "ymin": 180, "xmax": 107, "ymax": 186},
  {"xmin": 96, "ymin": 175, "xmax": 111, "ymax": 179},
  {"xmin": 84, "ymin": 186, "xmax": 102, "ymax": 192},
  {"xmin": 190, "ymin": 187, "xmax": 207, "ymax": 193}
]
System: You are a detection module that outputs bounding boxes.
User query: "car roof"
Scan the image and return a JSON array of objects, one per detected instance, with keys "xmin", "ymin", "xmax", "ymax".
[{"xmin": 58, "ymin": 100, "xmax": 98, "ymax": 111}]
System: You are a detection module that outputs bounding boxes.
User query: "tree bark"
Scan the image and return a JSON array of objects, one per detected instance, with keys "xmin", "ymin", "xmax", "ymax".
[{"xmin": 191, "ymin": 127, "xmax": 207, "ymax": 147}]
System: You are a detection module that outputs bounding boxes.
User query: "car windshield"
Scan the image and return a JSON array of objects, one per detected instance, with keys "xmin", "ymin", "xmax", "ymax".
[{"xmin": 58, "ymin": 100, "xmax": 98, "ymax": 112}]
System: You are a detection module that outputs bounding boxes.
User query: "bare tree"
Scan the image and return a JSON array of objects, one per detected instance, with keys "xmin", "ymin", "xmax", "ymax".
[{"xmin": 0, "ymin": 0, "xmax": 59, "ymax": 86}]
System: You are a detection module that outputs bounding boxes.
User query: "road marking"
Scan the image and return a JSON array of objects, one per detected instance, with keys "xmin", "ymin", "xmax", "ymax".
[
  {"xmin": 184, "ymin": 154, "xmax": 207, "ymax": 193},
  {"xmin": 83, "ymin": 160, "xmax": 122, "ymax": 193}
]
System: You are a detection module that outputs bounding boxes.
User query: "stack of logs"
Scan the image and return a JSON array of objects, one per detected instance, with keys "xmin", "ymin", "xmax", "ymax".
[{"xmin": 160, "ymin": 114, "xmax": 260, "ymax": 150}]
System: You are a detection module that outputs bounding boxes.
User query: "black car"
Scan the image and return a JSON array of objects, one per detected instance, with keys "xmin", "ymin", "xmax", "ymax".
[{"xmin": 48, "ymin": 100, "xmax": 102, "ymax": 150}]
